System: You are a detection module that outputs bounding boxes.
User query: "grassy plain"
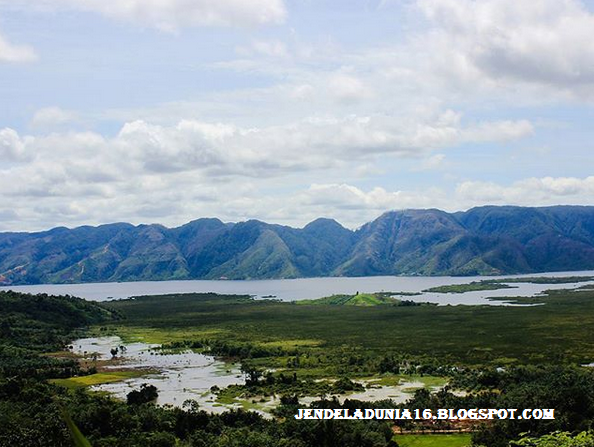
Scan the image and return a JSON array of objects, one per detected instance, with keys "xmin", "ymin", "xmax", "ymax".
[
  {"xmin": 296, "ymin": 293, "xmax": 402, "ymax": 306},
  {"xmin": 295, "ymin": 292, "xmax": 427, "ymax": 306},
  {"xmin": 50, "ymin": 370, "xmax": 145, "ymax": 389},
  {"xmin": 101, "ymin": 288, "xmax": 594, "ymax": 366},
  {"xmin": 393, "ymin": 434, "xmax": 471, "ymax": 447}
]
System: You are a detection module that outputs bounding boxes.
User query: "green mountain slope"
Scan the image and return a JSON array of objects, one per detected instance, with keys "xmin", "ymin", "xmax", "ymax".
[{"xmin": 2, "ymin": 206, "xmax": 594, "ymax": 284}]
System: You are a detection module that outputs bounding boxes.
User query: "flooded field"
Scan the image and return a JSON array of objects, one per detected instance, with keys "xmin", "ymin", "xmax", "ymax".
[
  {"xmin": 72, "ymin": 336, "xmax": 443, "ymax": 414},
  {"xmin": 72, "ymin": 336, "xmax": 245, "ymax": 412}
]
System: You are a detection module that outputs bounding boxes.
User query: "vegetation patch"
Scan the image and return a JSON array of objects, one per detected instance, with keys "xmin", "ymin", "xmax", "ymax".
[
  {"xmin": 4, "ymin": 289, "xmax": 594, "ymax": 446},
  {"xmin": 101, "ymin": 289, "xmax": 594, "ymax": 365},
  {"xmin": 93, "ymin": 324, "xmax": 230, "ymax": 345},
  {"xmin": 296, "ymin": 292, "xmax": 427, "ymax": 306},
  {"xmin": 394, "ymin": 434, "xmax": 471, "ymax": 447},
  {"xmin": 364, "ymin": 374, "xmax": 448, "ymax": 388},
  {"xmin": 424, "ymin": 276, "xmax": 594, "ymax": 294},
  {"xmin": 424, "ymin": 282, "xmax": 515, "ymax": 294},
  {"xmin": 260, "ymin": 339, "xmax": 323, "ymax": 348},
  {"xmin": 50, "ymin": 370, "xmax": 148, "ymax": 389},
  {"xmin": 492, "ymin": 276, "xmax": 594, "ymax": 284}
]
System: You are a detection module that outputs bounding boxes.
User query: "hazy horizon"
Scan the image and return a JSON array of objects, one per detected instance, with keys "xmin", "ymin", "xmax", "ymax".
[{"xmin": 2, "ymin": 203, "xmax": 593, "ymax": 234}]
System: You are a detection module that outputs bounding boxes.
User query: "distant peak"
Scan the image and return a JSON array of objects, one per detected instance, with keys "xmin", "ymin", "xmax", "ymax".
[
  {"xmin": 304, "ymin": 218, "xmax": 345, "ymax": 231},
  {"xmin": 378, "ymin": 208, "xmax": 448, "ymax": 219},
  {"xmin": 183, "ymin": 217, "xmax": 225, "ymax": 226}
]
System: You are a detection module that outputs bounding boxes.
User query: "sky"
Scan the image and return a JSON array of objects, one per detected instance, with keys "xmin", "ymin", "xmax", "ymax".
[{"xmin": 0, "ymin": 0, "xmax": 594, "ymax": 231}]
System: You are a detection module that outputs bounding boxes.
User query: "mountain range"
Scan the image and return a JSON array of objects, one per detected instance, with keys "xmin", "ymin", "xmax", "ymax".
[{"xmin": 2, "ymin": 205, "xmax": 594, "ymax": 285}]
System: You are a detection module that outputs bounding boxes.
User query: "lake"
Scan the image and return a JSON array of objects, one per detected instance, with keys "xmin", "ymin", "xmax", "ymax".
[{"xmin": 3, "ymin": 270, "xmax": 594, "ymax": 305}]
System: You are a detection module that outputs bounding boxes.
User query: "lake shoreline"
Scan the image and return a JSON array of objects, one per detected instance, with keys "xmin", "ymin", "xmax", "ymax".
[{"xmin": 3, "ymin": 270, "xmax": 594, "ymax": 306}]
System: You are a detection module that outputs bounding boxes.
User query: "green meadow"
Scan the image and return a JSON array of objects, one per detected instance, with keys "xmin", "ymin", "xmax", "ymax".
[
  {"xmin": 394, "ymin": 434, "xmax": 471, "ymax": 447},
  {"xmin": 50, "ymin": 370, "xmax": 147, "ymax": 389},
  {"xmin": 101, "ymin": 287, "xmax": 594, "ymax": 366}
]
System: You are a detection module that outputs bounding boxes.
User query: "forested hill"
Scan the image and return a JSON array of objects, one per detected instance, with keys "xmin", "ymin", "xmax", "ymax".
[
  {"xmin": 0, "ymin": 290, "xmax": 120, "ymax": 379},
  {"xmin": 0, "ymin": 290, "xmax": 120, "ymax": 351},
  {"xmin": 2, "ymin": 205, "xmax": 594, "ymax": 285}
]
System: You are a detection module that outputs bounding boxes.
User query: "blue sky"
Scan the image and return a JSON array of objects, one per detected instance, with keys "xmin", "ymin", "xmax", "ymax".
[{"xmin": 0, "ymin": 0, "xmax": 593, "ymax": 231}]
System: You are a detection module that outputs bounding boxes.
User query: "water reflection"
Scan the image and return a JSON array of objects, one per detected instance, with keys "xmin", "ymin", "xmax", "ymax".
[
  {"xmin": 71, "ymin": 337, "xmax": 447, "ymax": 415},
  {"xmin": 72, "ymin": 336, "xmax": 244, "ymax": 413}
]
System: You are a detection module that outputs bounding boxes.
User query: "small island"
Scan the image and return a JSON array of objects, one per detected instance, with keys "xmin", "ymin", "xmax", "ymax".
[
  {"xmin": 296, "ymin": 292, "xmax": 429, "ymax": 306},
  {"xmin": 424, "ymin": 276, "xmax": 594, "ymax": 294}
]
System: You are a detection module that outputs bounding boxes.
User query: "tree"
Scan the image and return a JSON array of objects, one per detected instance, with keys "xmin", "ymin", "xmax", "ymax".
[
  {"xmin": 127, "ymin": 384, "xmax": 158, "ymax": 405},
  {"xmin": 511, "ymin": 431, "xmax": 594, "ymax": 447},
  {"xmin": 0, "ymin": 320, "xmax": 11, "ymax": 338},
  {"xmin": 240, "ymin": 362, "xmax": 263, "ymax": 385}
]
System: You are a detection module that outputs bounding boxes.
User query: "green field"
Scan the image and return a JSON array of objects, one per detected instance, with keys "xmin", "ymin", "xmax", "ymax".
[
  {"xmin": 50, "ymin": 371, "xmax": 146, "ymax": 389},
  {"xmin": 394, "ymin": 434, "xmax": 471, "ymax": 447},
  {"xmin": 296, "ymin": 292, "xmax": 425, "ymax": 306},
  {"xmin": 101, "ymin": 287, "xmax": 594, "ymax": 366}
]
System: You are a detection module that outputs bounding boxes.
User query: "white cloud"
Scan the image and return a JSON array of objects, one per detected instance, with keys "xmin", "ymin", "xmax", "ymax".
[
  {"xmin": 460, "ymin": 120, "xmax": 534, "ymax": 143},
  {"xmin": 30, "ymin": 107, "xmax": 76, "ymax": 128},
  {"xmin": 457, "ymin": 176, "xmax": 594, "ymax": 205},
  {"xmin": 328, "ymin": 74, "xmax": 373, "ymax": 103},
  {"xmin": 1, "ymin": 111, "xmax": 533, "ymax": 179},
  {"xmin": 1, "ymin": 169, "xmax": 593, "ymax": 231},
  {"xmin": 0, "ymin": 109, "xmax": 534, "ymax": 230},
  {"xmin": 1, "ymin": 0, "xmax": 590, "ymax": 231},
  {"xmin": 0, "ymin": 128, "xmax": 30, "ymax": 161},
  {"xmin": 88, "ymin": 112, "xmax": 533, "ymax": 174},
  {"xmin": 281, "ymin": 176, "xmax": 594, "ymax": 227},
  {"xmin": 416, "ymin": 0, "xmax": 594, "ymax": 97},
  {"xmin": 299, "ymin": 183, "xmax": 445, "ymax": 212},
  {"xmin": 0, "ymin": 31, "xmax": 36, "ymax": 63}
]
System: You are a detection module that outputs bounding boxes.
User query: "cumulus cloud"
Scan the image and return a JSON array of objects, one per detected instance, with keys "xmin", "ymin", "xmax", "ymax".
[
  {"xmin": 279, "ymin": 176, "xmax": 594, "ymax": 227},
  {"xmin": 1, "ymin": 170, "xmax": 593, "ymax": 231},
  {"xmin": 457, "ymin": 176, "xmax": 594, "ymax": 205},
  {"xmin": 416, "ymin": 0, "xmax": 594, "ymax": 97},
  {"xmin": 0, "ymin": 109, "xmax": 534, "ymax": 230},
  {"xmin": 299, "ymin": 183, "xmax": 446, "ymax": 213},
  {"xmin": 0, "ymin": 31, "xmax": 36, "ymax": 63},
  {"xmin": 1, "ymin": 112, "xmax": 533, "ymax": 180},
  {"xmin": 0, "ymin": 128, "xmax": 30, "ymax": 161}
]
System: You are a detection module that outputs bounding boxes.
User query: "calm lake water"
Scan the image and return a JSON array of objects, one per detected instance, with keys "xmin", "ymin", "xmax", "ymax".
[{"xmin": 3, "ymin": 270, "xmax": 594, "ymax": 305}]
